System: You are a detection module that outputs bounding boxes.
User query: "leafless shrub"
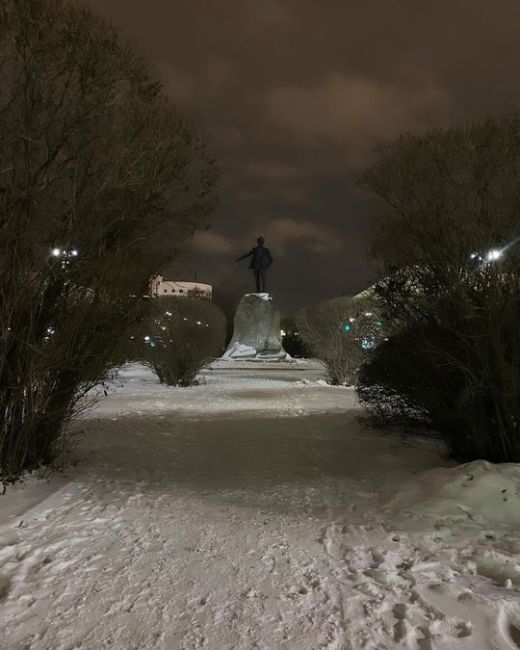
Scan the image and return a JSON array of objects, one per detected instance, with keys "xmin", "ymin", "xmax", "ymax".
[
  {"xmin": 358, "ymin": 115, "xmax": 520, "ymax": 462},
  {"xmin": 297, "ymin": 295, "xmax": 384, "ymax": 385},
  {"xmin": 141, "ymin": 297, "xmax": 226, "ymax": 386}
]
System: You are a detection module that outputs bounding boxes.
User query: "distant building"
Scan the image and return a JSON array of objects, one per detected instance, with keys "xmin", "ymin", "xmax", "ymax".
[{"xmin": 149, "ymin": 275, "xmax": 213, "ymax": 300}]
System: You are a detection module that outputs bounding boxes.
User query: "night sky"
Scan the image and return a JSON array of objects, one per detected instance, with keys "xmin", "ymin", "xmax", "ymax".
[{"xmin": 82, "ymin": 0, "xmax": 520, "ymax": 313}]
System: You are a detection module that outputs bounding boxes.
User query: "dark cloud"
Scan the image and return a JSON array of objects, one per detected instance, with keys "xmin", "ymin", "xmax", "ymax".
[
  {"xmin": 192, "ymin": 231, "xmax": 234, "ymax": 255},
  {"xmin": 263, "ymin": 73, "xmax": 450, "ymax": 168},
  {"xmin": 81, "ymin": 0, "xmax": 520, "ymax": 312},
  {"xmin": 255, "ymin": 217, "xmax": 345, "ymax": 255},
  {"xmin": 194, "ymin": 216, "xmax": 344, "ymax": 257}
]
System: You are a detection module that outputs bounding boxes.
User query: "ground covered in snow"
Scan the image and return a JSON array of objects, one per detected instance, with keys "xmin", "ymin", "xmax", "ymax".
[{"xmin": 2, "ymin": 363, "xmax": 520, "ymax": 649}]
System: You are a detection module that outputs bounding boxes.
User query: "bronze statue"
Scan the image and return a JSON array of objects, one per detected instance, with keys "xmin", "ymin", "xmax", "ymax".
[{"xmin": 236, "ymin": 236, "xmax": 273, "ymax": 292}]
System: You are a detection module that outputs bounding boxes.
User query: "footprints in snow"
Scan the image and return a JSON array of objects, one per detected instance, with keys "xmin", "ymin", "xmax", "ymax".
[
  {"xmin": 318, "ymin": 523, "xmax": 479, "ymax": 647},
  {"xmin": 392, "ymin": 605, "xmax": 472, "ymax": 647},
  {"xmin": 497, "ymin": 608, "xmax": 520, "ymax": 649}
]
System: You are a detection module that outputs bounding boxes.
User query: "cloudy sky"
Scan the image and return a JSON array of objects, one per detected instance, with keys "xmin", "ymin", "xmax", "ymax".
[{"xmin": 84, "ymin": 0, "xmax": 520, "ymax": 312}]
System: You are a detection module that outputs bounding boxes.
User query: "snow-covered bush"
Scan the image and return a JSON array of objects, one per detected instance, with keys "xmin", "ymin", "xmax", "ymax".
[
  {"xmin": 141, "ymin": 298, "xmax": 226, "ymax": 386},
  {"xmin": 358, "ymin": 115, "xmax": 520, "ymax": 463},
  {"xmin": 0, "ymin": 0, "xmax": 217, "ymax": 482},
  {"xmin": 297, "ymin": 296, "xmax": 384, "ymax": 385}
]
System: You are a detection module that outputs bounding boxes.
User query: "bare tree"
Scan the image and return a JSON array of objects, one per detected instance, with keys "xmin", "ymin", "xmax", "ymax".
[{"xmin": 0, "ymin": 0, "xmax": 217, "ymax": 481}]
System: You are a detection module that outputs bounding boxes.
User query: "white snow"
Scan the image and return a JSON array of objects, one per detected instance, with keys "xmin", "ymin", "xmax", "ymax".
[
  {"xmin": 1, "ymin": 363, "xmax": 520, "ymax": 649},
  {"xmin": 245, "ymin": 292, "xmax": 271, "ymax": 301},
  {"xmin": 221, "ymin": 342, "xmax": 261, "ymax": 359},
  {"xmin": 88, "ymin": 362, "xmax": 355, "ymax": 418},
  {"xmin": 388, "ymin": 460, "xmax": 520, "ymax": 528}
]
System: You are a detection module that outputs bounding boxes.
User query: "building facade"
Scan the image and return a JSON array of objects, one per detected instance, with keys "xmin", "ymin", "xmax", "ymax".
[{"xmin": 149, "ymin": 276, "xmax": 213, "ymax": 300}]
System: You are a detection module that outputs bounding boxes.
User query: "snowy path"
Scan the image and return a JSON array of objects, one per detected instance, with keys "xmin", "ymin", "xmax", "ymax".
[{"xmin": 2, "ymin": 364, "xmax": 520, "ymax": 649}]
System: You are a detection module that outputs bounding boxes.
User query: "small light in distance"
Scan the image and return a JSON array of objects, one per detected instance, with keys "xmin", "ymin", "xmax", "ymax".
[{"xmin": 51, "ymin": 248, "xmax": 61, "ymax": 257}]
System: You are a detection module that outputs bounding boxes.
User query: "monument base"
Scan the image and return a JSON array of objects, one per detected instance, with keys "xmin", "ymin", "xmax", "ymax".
[{"xmin": 221, "ymin": 293, "xmax": 290, "ymax": 361}]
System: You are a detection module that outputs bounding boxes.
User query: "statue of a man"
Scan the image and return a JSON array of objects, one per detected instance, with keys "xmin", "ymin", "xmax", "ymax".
[{"xmin": 236, "ymin": 236, "xmax": 273, "ymax": 293}]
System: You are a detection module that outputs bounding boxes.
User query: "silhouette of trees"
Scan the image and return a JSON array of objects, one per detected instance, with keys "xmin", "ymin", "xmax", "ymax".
[
  {"xmin": 0, "ymin": 0, "xmax": 217, "ymax": 481},
  {"xmin": 358, "ymin": 116, "xmax": 520, "ymax": 462}
]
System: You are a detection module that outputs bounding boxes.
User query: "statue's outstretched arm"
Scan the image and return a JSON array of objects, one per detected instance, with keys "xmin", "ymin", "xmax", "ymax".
[{"xmin": 236, "ymin": 249, "xmax": 253, "ymax": 262}]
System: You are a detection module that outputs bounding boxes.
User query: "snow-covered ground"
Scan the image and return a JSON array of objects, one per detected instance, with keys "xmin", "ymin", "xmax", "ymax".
[
  {"xmin": 89, "ymin": 360, "xmax": 357, "ymax": 419},
  {"xmin": 2, "ymin": 363, "xmax": 520, "ymax": 649}
]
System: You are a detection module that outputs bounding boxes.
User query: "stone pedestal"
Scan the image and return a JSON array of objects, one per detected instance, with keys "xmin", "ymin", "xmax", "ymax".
[{"xmin": 222, "ymin": 293, "xmax": 289, "ymax": 361}]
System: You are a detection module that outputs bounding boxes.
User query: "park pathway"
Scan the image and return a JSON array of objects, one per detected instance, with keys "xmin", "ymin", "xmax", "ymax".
[{"xmin": 1, "ymin": 364, "xmax": 519, "ymax": 649}]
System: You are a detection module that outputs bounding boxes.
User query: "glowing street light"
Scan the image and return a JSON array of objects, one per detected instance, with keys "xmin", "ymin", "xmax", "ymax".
[
  {"xmin": 51, "ymin": 247, "xmax": 61, "ymax": 257},
  {"xmin": 486, "ymin": 248, "xmax": 503, "ymax": 262}
]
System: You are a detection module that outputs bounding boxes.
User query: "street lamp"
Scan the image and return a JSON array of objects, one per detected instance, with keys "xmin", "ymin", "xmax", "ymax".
[{"xmin": 485, "ymin": 249, "xmax": 502, "ymax": 262}]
